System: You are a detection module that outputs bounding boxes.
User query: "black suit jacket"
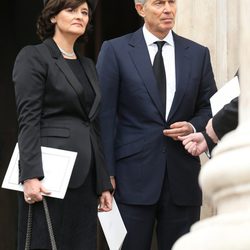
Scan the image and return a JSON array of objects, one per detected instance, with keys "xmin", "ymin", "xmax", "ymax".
[
  {"xmin": 13, "ymin": 38, "xmax": 112, "ymax": 194},
  {"xmin": 205, "ymin": 97, "xmax": 239, "ymax": 153},
  {"xmin": 213, "ymin": 96, "xmax": 239, "ymax": 139}
]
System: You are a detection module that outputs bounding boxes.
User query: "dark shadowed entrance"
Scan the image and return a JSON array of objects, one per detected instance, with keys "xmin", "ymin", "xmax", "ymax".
[{"xmin": 0, "ymin": 1, "xmax": 143, "ymax": 249}]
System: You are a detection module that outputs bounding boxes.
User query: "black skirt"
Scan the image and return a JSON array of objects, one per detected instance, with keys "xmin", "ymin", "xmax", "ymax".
[{"xmin": 17, "ymin": 165, "xmax": 98, "ymax": 250}]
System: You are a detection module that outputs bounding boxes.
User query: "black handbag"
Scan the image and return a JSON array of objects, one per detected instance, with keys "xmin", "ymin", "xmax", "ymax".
[{"xmin": 25, "ymin": 197, "xmax": 57, "ymax": 250}]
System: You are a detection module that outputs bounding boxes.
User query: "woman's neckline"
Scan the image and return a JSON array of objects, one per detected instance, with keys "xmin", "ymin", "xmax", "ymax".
[{"xmin": 65, "ymin": 58, "xmax": 78, "ymax": 61}]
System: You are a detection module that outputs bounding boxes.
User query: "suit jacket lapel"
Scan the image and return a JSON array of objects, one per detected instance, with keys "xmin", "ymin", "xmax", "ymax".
[
  {"xmin": 43, "ymin": 38, "xmax": 99, "ymax": 121},
  {"xmin": 55, "ymin": 56, "xmax": 89, "ymax": 119},
  {"xmin": 78, "ymin": 56, "xmax": 101, "ymax": 121},
  {"xmin": 128, "ymin": 29, "xmax": 166, "ymax": 120},
  {"xmin": 167, "ymin": 33, "xmax": 190, "ymax": 122}
]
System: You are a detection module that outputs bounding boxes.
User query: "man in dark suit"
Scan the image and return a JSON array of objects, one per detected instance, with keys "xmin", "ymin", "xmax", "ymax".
[
  {"xmin": 96, "ymin": 0, "xmax": 217, "ymax": 249},
  {"xmin": 181, "ymin": 97, "xmax": 239, "ymax": 156}
]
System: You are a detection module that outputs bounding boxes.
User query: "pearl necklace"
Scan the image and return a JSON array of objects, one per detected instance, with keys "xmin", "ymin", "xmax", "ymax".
[{"xmin": 58, "ymin": 46, "xmax": 75, "ymax": 58}]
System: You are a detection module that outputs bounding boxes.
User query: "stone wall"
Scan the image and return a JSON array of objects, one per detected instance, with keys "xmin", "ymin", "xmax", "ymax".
[{"xmin": 175, "ymin": 0, "xmax": 239, "ymax": 87}]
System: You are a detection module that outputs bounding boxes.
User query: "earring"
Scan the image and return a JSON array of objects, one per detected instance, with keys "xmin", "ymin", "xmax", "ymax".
[{"xmin": 50, "ymin": 18, "xmax": 56, "ymax": 24}]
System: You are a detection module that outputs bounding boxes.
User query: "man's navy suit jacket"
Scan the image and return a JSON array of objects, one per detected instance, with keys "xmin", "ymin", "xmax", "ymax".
[{"xmin": 97, "ymin": 28, "xmax": 217, "ymax": 206}]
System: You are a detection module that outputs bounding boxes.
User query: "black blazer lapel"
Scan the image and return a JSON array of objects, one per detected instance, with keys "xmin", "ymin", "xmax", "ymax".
[
  {"xmin": 77, "ymin": 56, "xmax": 101, "ymax": 121},
  {"xmin": 43, "ymin": 38, "xmax": 89, "ymax": 120},
  {"xmin": 128, "ymin": 29, "xmax": 166, "ymax": 120}
]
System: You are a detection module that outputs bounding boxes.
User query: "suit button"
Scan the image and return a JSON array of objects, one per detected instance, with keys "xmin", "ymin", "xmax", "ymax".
[{"xmin": 162, "ymin": 147, "xmax": 166, "ymax": 153}]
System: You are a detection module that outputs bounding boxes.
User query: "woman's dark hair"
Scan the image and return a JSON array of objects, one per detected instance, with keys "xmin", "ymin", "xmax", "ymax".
[{"xmin": 37, "ymin": 0, "xmax": 93, "ymax": 42}]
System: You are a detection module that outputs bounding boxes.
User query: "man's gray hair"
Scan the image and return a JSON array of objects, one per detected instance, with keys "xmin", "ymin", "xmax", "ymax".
[{"xmin": 134, "ymin": 0, "xmax": 146, "ymax": 4}]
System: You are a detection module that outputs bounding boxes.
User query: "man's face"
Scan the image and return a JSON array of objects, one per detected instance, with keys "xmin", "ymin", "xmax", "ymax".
[{"xmin": 136, "ymin": 0, "xmax": 177, "ymax": 39}]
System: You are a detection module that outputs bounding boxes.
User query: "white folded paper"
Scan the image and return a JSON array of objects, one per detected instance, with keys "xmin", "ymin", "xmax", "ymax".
[
  {"xmin": 98, "ymin": 198, "xmax": 127, "ymax": 250},
  {"xmin": 210, "ymin": 76, "xmax": 240, "ymax": 116},
  {"xmin": 1, "ymin": 143, "xmax": 77, "ymax": 199}
]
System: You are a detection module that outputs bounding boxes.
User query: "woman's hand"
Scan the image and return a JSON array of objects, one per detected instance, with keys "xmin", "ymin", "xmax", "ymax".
[
  {"xmin": 23, "ymin": 178, "xmax": 50, "ymax": 204},
  {"xmin": 98, "ymin": 191, "xmax": 113, "ymax": 212}
]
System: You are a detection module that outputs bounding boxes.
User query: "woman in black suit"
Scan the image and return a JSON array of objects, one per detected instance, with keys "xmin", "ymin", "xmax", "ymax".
[{"xmin": 13, "ymin": 0, "xmax": 112, "ymax": 249}]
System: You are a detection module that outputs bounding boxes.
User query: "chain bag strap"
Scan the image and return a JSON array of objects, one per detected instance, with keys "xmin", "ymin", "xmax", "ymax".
[
  {"xmin": 24, "ymin": 44, "xmax": 59, "ymax": 250},
  {"xmin": 25, "ymin": 197, "xmax": 57, "ymax": 250}
]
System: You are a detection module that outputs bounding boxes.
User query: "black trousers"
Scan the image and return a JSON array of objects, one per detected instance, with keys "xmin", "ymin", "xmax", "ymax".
[{"xmin": 117, "ymin": 173, "xmax": 200, "ymax": 250}]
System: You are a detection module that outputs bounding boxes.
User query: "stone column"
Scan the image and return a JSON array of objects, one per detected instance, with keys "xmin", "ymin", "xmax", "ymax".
[{"xmin": 172, "ymin": 0, "xmax": 250, "ymax": 249}]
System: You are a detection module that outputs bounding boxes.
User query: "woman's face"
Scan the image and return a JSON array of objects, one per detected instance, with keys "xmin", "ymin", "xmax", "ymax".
[{"xmin": 53, "ymin": 2, "xmax": 89, "ymax": 39}]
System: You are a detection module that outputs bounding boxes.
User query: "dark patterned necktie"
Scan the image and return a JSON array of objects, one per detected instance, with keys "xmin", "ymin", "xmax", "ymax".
[{"xmin": 153, "ymin": 41, "xmax": 166, "ymax": 108}]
